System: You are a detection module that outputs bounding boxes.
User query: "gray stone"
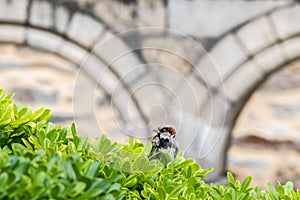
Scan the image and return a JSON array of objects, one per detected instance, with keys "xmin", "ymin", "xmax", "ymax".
[
  {"xmin": 12, "ymin": 87, "xmax": 57, "ymax": 103},
  {"xmin": 80, "ymin": 55, "xmax": 120, "ymax": 95},
  {"xmin": 223, "ymin": 61, "xmax": 264, "ymax": 102},
  {"xmin": 137, "ymin": 0, "xmax": 165, "ymax": 28},
  {"xmin": 58, "ymin": 41, "xmax": 87, "ymax": 65},
  {"xmin": 173, "ymin": 74, "xmax": 209, "ymax": 116},
  {"xmin": 93, "ymin": 31, "xmax": 146, "ymax": 85},
  {"xmin": 92, "ymin": 0, "xmax": 137, "ymax": 33},
  {"xmin": 0, "ymin": 0, "xmax": 28, "ymax": 22},
  {"xmin": 168, "ymin": 0, "xmax": 292, "ymax": 38},
  {"xmin": 271, "ymin": 5, "xmax": 300, "ymax": 40},
  {"xmin": 254, "ymin": 45, "xmax": 286, "ymax": 74},
  {"xmin": 111, "ymin": 84, "xmax": 143, "ymax": 125},
  {"xmin": 142, "ymin": 63, "xmax": 186, "ymax": 95},
  {"xmin": 55, "ymin": 6, "xmax": 70, "ymax": 33},
  {"xmin": 196, "ymin": 34, "xmax": 247, "ymax": 88},
  {"xmin": 27, "ymin": 28, "xmax": 63, "ymax": 52},
  {"xmin": 140, "ymin": 31, "xmax": 204, "ymax": 76},
  {"xmin": 29, "ymin": 0, "xmax": 53, "ymax": 28},
  {"xmin": 67, "ymin": 13, "xmax": 105, "ymax": 47},
  {"xmin": 198, "ymin": 124, "xmax": 230, "ymax": 180},
  {"xmin": 237, "ymin": 16, "xmax": 277, "ymax": 55},
  {"xmin": 129, "ymin": 72, "xmax": 166, "ymax": 118},
  {"xmin": 141, "ymin": 47, "xmax": 192, "ymax": 76},
  {"xmin": 282, "ymin": 37, "xmax": 300, "ymax": 60},
  {"xmin": 200, "ymin": 94, "xmax": 231, "ymax": 126},
  {"xmin": 0, "ymin": 25, "xmax": 25, "ymax": 44}
]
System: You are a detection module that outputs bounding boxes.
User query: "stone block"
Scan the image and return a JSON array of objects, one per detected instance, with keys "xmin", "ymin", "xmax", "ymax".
[
  {"xmin": 67, "ymin": 13, "xmax": 104, "ymax": 47},
  {"xmin": 196, "ymin": 34, "xmax": 247, "ymax": 88},
  {"xmin": 27, "ymin": 28, "xmax": 63, "ymax": 53},
  {"xmin": 137, "ymin": 0, "xmax": 165, "ymax": 27},
  {"xmin": 55, "ymin": 6, "xmax": 70, "ymax": 33},
  {"xmin": 140, "ymin": 31, "xmax": 204, "ymax": 76},
  {"xmin": 93, "ymin": 0, "xmax": 137, "ymax": 33},
  {"xmin": 93, "ymin": 31, "xmax": 146, "ymax": 84},
  {"xmin": 29, "ymin": 0, "xmax": 53, "ymax": 28},
  {"xmin": 0, "ymin": 25, "xmax": 25, "ymax": 44},
  {"xmin": 80, "ymin": 55, "xmax": 119, "ymax": 95},
  {"xmin": 282, "ymin": 37, "xmax": 300, "ymax": 60},
  {"xmin": 223, "ymin": 61, "xmax": 264, "ymax": 102},
  {"xmin": 198, "ymin": 123, "xmax": 230, "ymax": 180},
  {"xmin": 111, "ymin": 84, "xmax": 143, "ymax": 126},
  {"xmin": 58, "ymin": 41, "xmax": 87, "ymax": 65},
  {"xmin": 139, "ymin": 63, "xmax": 185, "ymax": 95},
  {"xmin": 173, "ymin": 74, "xmax": 209, "ymax": 116},
  {"xmin": 271, "ymin": 5, "xmax": 300, "ymax": 39},
  {"xmin": 168, "ymin": 0, "xmax": 291, "ymax": 38},
  {"xmin": 128, "ymin": 72, "xmax": 166, "ymax": 119},
  {"xmin": 0, "ymin": 0, "xmax": 28, "ymax": 22},
  {"xmin": 254, "ymin": 45, "xmax": 286, "ymax": 74},
  {"xmin": 237, "ymin": 16, "xmax": 277, "ymax": 55},
  {"xmin": 200, "ymin": 94, "xmax": 231, "ymax": 126}
]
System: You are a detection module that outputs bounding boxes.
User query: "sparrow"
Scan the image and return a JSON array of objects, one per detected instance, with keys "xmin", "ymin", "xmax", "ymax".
[{"xmin": 149, "ymin": 125, "xmax": 179, "ymax": 160}]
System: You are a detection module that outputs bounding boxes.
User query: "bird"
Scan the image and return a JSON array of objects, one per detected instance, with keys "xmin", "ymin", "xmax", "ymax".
[{"xmin": 149, "ymin": 125, "xmax": 179, "ymax": 161}]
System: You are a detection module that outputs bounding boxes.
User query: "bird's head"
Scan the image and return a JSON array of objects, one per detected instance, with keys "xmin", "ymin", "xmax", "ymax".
[
  {"xmin": 152, "ymin": 125, "xmax": 176, "ymax": 136},
  {"xmin": 151, "ymin": 125, "xmax": 176, "ymax": 147}
]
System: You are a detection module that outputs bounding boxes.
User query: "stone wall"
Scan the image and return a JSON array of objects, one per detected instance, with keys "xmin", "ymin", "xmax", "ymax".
[
  {"xmin": 0, "ymin": 0, "xmax": 299, "ymax": 184},
  {"xmin": 228, "ymin": 60, "xmax": 300, "ymax": 188}
]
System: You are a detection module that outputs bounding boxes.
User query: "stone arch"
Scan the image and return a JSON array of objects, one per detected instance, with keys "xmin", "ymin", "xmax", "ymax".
[
  {"xmin": 0, "ymin": 0, "xmax": 211, "ymax": 147},
  {"xmin": 0, "ymin": 0, "xmax": 154, "ymax": 137},
  {"xmin": 194, "ymin": 3, "xmax": 300, "ymax": 180},
  {"xmin": 2, "ymin": 0, "xmax": 299, "ymax": 182}
]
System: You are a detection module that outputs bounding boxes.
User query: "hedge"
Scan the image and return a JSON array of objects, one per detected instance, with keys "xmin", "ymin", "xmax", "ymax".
[{"xmin": 0, "ymin": 88, "xmax": 299, "ymax": 199}]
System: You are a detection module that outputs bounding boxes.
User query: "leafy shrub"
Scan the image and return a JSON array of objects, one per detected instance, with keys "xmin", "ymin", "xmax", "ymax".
[{"xmin": 0, "ymin": 88, "xmax": 299, "ymax": 199}]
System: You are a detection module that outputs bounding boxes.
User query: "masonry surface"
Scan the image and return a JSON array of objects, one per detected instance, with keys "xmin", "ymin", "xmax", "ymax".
[{"xmin": 0, "ymin": 0, "xmax": 298, "ymax": 182}]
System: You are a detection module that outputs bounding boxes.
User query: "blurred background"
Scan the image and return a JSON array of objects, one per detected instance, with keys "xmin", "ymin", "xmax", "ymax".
[{"xmin": 0, "ymin": 0, "xmax": 300, "ymax": 188}]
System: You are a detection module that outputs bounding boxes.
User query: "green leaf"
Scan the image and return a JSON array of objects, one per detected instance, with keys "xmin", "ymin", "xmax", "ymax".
[
  {"xmin": 0, "ymin": 89, "xmax": 4, "ymax": 100},
  {"xmin": 71, "ymin": 123, "xmax": 77, "ymax": 137},
  {"xmin": 157, "ymin": 186, "xmax": 166, "ymax": 200},
  {"xmin": 33, "ymin": 171, "xmax": 46, "ymax": 186},
  {"xmin": 241, "ymin": 176, "xmax": 252, "ymax": 192},
  {"xmin": 5, "ymin": 93, "xmax": 14, "ymax": 100},
  {"xmin": 144, "ymin": 142, "xmax": 152, "ymax": 155},
  {"xmin": 227, "ymin": 172, "xmax": 235, "ymax": 184},
  {"xmin": 86, "ymin": 161, "xmax": 100, "ymax": 179},
  {"xmin": 71, "ymin": 182, "xmax": 86, "ymax": 197},
  {"xmin": 67, "ymin": 160, "xmax": 77, "ymax": 180},
  {"xmin": 267, "ymin": 182, "xmax": 279, "ymax": 200},
  {"xmin": 21, "ymin": 138, "xmax": 33, "ymax": 150},
  {"xmin": 107, "ymin": 183, "xmax": 121, "ymax": 193},
  {"xmin": 175, "ymin": 158, "xmax": 195, "ymax": 169},
  {"xmin": 124, "ymin": 176, "xmax": 138, "ymax": 188},
  {"xmin": 121, "ymin": 160, "xmax": 131, "ymax": 172},
  {"xmin": 0, "ymin": 172, "xmax": 8, "ymax": 191},
  {"xmin": 169, "ymin": 185, "xmax": 185, "ymax": 197}
]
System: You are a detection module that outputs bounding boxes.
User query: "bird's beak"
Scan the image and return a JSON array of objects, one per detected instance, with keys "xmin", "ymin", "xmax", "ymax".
[{"xmin": 152, "ymin": 129, "xmax": 159, "ymax": 134}]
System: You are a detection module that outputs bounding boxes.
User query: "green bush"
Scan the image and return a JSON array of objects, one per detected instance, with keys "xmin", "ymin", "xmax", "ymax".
[{"xmin": 0, "ymin": 88, "xmax": 299, "ymax": 199}]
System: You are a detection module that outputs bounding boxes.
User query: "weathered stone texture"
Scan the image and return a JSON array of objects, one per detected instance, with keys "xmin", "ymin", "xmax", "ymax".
[
  {"xmin": 0, "ymin": 0, "xmax": 28, "ymax": 22},
  {"xmin": 224, "ymin": 61, "xmax": 264, "ymax": 102},
  {"xmin": 27, "ymin": 29, "xmax": 63, "ymax": 52},
  {"xmin": 30, "ymin": 1, "xmax": 54, "ymax": 28},
  {"xmin": 196, "ymin": 34, "xmax": 247, "ymax": 88},
  {"xmin": 271, "ymin": 5, "xmax": 300, "ymax": 39},
  {"xmin": 237, "ymin": 16, "xmax": 277, "ymax": 55},
  {"xmin": 0, "ymin": 25, "xmax": 26, "ymax": 44},
  {"xmin": 67, "ymin": 13, "xmax": 105, "ymax": 47}
]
